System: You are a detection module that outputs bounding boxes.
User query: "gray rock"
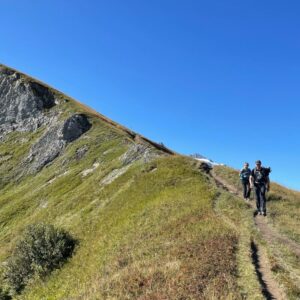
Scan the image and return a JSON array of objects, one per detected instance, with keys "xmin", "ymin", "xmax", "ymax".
[
  {"xmin": 25, "ymin": 114, "xmax": 91, "ymax": 172},
  {"xmin": 120, "ymin": 143, "xmax": 160, "ymax": 165},
  {"xmin": 0, "ymin": 67, "xmax": 93, "ymax": 173},
  {"xmin": 100, "ymin": 165, "xmax": 130, "ymax": 185},
  {"xmin": 198, "ymin": 162, "xmax": 212, "ymax": 173},
  {"xmin": 62, "ymin": 114, "xmax": 91, "ymax": 142},
  {"xmin": 75, "ymin": 145, "xmax": 89, "ymax": 160},
  {"xmin": 0, "ymin": 67, "xmax": 57, "ymax": 136}
]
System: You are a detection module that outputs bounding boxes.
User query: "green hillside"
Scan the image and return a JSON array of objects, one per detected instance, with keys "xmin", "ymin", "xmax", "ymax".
[{"xmin": 0, "ymin": 65, "xmax": 299, "ymax": 299}]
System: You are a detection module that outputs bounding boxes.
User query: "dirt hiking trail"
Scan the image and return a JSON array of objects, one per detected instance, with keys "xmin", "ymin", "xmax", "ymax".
[{"xmin": 211, "ymin": 170, "xmax": 292, "ymax": 300}]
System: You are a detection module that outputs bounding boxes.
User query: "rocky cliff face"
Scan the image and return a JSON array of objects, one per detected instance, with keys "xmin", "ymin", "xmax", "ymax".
[
  {"xmin": 0, "ymin": 64, "xmax": 171, "ymax": 176},
  {"xmin": 0, "ymin": 65, "xmax": 92, "ymax": 172},
  {"xmin": 26, "ymin": 114, "xmax": 91, "ymax": 172},
  {"xmin": 0, "ymin": 66, "xmax": 57, "ymax": 135}
]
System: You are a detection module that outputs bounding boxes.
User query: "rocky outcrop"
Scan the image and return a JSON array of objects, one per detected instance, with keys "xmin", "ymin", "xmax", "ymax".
[
  {"xmin": 120, "ymin": 143, "xmax": 160, "ymax": 165},
  {"xmin": 62, "ymin": 114, "xmax": 91, "ymax": 142},
  {"xmin": 0, "ymin": 65, "xmax": 168, "ymax": 176},
  {"xmin": 0, "ymin": 66, "xmax": 93, "ymax": 173},
  {"xmin": 100, "ymin": 165, "xmax": 130, "ymax": 185},
  {"xmin": 0, "ymin": 66, "xmax": 57, "ymax": 136},
  {"xmin": 25, "ymin": 114, "xmax": 91, "ymax": 172},
  {"xmin": 75, "ymin": 145, "xmax": 89, "ymax": 160}
]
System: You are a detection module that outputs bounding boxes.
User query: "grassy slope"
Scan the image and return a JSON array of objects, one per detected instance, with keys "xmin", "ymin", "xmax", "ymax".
[
  {"xmin": 0, "ymin": 107, "xmax": 263, "ymax": 299},
  {"xmin": 0, "ymin": 81, "xmax": 256, "ymax": 299},
  {"xmin": 214, "ymin": 165, "xmax": 300, "ymax": 299},
  {"xmin": 20, "ymin": 157, "xmax": 241, "ymax": 300},
  {"xmin": 0, "ymin": 64, "xmax": 295, "ymax": 299},
  {"xmin": 0, "ymin": 123, "xmax": 245, "ymax": 299}
]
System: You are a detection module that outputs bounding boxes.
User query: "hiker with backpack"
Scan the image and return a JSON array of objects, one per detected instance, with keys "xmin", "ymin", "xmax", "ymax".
[
  {"xmin": 250, "ymin": 160, "xmax": 271, "ymax": 216},
  {"xmin": 239, "ymin": 162, "xmax": 252, "ymax": 200}
]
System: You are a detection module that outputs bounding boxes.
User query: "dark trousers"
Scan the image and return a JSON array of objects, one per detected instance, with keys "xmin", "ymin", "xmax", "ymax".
[
  {"xmin": 254, "ymin": 184, "xmax": 266, "ymax": 213},
  {"xmin": 241, "ymin": 181, "xmax": 251, "ymax": 199}
]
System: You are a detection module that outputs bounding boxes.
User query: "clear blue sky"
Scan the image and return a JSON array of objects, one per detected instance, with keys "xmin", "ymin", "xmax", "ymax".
[{"xmin": 1, "ymin": 1, "xmax": 299, "ymax": 190}]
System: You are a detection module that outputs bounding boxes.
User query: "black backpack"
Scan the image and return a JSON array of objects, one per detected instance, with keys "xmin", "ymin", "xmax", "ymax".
[
  {"xmin": 264, "ymin": 167, "xmax": 272, "ymax": 177},
  {"xmin": 253, "ymin": 167, "xmax": 271, "ymax": 184}
]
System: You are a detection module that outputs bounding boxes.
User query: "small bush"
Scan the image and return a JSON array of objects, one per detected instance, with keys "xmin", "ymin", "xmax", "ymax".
[
  {"xmin": 0, "ymin": 287, "xmax": 11, "ymax": 300},
  {"xmin": 4, "ymin": 223, "xmax": 76, "ymax": 293}
]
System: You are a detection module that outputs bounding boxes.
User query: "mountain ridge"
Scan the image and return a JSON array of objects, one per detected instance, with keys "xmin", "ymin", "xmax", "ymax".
[
  {"xmin": 0, "ymin": 64, "xmax": 299, "ymax": 299},
  {"xmin": 0, "ymin": 63, "xmax": 174, "ymax": 156}
]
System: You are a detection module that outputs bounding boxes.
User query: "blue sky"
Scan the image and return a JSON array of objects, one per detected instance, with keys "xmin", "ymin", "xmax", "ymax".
[{"xmin": 1, "ymin": 1, "xmax": 299, "ymax": 190}]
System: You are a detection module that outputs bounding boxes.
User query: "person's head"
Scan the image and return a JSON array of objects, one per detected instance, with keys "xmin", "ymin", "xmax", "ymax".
[
  {"xmin": 244, "ymin": 162, "xmax": 249, "ymax": 169},
  {"xmin": 255, "ymin": 160, "xmax": 262, "ymax": 170}
]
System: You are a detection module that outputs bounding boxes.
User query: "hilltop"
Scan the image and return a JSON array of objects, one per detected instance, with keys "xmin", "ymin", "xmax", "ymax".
[{"xmin": 0, "ymin": 64, "xmax": 299, "ymax": 299}]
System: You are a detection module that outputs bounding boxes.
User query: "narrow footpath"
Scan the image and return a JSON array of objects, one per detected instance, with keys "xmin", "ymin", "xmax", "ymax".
[{"xmin": 211, "ymin": 170, "xmax": 289, "ymax": 300}]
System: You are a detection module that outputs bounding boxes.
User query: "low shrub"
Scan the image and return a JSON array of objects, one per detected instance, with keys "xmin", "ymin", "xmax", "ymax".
[
  {"xmin": 0, "ymin": 286, "xmax": 11, "ymax": 300},
  {"xmin": 4, "ymin": 223, "xmax": 76, "ymax": 293}
]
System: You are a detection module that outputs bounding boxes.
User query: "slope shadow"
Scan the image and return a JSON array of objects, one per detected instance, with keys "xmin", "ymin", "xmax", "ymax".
[{"xmin": 250, "ymin": 241, "xmax": 275, "ymax": 300}]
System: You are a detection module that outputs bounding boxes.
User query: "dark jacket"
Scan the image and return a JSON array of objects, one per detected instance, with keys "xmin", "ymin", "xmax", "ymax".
[
  {"xmin": 240, "ymin": 168, "xmax": 251, "ymax": 182},
  {"xmin": 251, "ymin": 167, "xmax": 269, "ymax": 185}
]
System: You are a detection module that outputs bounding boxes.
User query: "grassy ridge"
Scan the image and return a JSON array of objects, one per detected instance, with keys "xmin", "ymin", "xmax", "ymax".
[
  {"xmin": 1, "ymin": 112, "xmax": 299, "ymax": 298},
  {"xmin": 1, "ymin": 139, "xmax": 243, "ymax": 299},
  {"xmin": 0, "ymin": 108, "xmax": 245, "ymax": 299},
  {"xmin": 1, "ymin": 112, "xmax": 294, "ymax": 298},
  {"xmin": 2, "ymin": 63, "xmax": 299, "ymax": 298}
]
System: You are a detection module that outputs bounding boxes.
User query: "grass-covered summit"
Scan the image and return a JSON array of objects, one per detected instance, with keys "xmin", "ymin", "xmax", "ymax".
[{"xmin": 0, "ymin": 64, "xmax": 299, "ymax": 299}]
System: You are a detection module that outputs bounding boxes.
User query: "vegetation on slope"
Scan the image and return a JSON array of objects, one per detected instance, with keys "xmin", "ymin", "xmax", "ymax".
[
  {"xmin": 1, "ymin": 148, "xmax": 245, "ymax": 299},
  {"xmin": 214, "ymin": 165, "xmax": 300, "ymax": 243},
  {"xmin": 214, "ymin": 165, "xmax": 300, "ymax": 299},
  {"xmin": 0, "ymin": 86, "xmax": 247, "ymax": 299},
  {"xmin": 4, "ymin": 223, "xmax": 76, "ymax": 294},
  {"xmin": 1, "ymin": 64, "xmax": 299, "ymax": 299}
]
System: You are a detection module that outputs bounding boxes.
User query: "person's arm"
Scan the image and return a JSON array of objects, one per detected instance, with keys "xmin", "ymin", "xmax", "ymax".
[
  {"xmin": 266, "ymin": 176, "xmax": 270, "ymax": 191},
  {"xmin": 250, "ymin": 170, "xmax": 254, "ymax": 187}
]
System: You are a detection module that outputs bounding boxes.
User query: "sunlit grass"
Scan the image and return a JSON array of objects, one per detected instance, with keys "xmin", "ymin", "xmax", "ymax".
[
  {"xmin": 214, "ymin": 165, "xmax": 300, "ymax": 299},
  {"xmin": 0, "ymin": 114, "xmax": 245, "ymax": 299}
]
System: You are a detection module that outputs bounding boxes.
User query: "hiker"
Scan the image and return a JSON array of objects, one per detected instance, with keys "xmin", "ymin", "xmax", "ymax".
[
  {"xmin": 250, "ymin": 160, "xmax": 270, "ymax": 216},
  {"xmin": 239, "ymin": 162, "xmax": 251, "ymax": 200}
]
